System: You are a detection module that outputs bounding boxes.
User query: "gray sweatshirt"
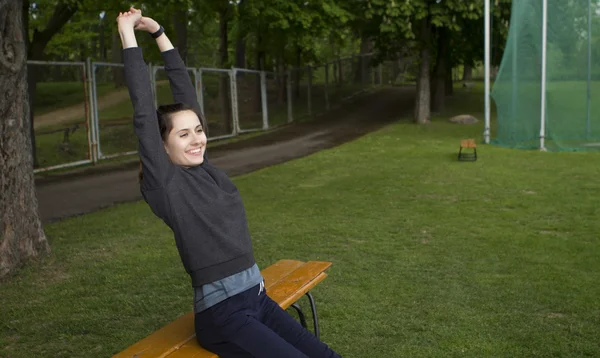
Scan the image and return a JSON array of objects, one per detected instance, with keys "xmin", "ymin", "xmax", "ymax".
[{"xmin": 123, "ymin": 47, "xmax": 256, "ymax": 287}]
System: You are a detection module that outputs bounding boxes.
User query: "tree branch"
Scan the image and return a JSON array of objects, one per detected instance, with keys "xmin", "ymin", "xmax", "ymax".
[{"xmin": 29, "ymin": 0, "xmax": 80, "ymax": 58}]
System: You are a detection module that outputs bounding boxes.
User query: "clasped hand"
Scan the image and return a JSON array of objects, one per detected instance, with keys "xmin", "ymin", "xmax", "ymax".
[{"xmin": 117, "ymin": 7, "xmax": 160, "ymax": 34}]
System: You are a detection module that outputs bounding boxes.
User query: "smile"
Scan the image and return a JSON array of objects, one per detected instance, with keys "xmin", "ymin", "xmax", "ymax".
[{"xmin": 186, "ymin": 148, "xmax": 203, "ymax": 155}]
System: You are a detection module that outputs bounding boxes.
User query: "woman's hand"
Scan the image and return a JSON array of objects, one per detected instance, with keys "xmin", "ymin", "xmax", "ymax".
[
  {"xmin": 135, "ymin": 16, "xmax": 161, "ymax": 34},
  {"xmin": 116, "ymin": 7, "xmax": 142, "ymax": 30}
]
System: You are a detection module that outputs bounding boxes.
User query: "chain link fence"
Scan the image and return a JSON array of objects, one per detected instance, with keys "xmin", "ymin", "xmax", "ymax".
[
  {"xmin": 31, "ymin": 54, "xmax": 393, "ymax": 173},
  {"xmin": 29, "ymin": 61, "xmax": 93, "ymax": 170}
]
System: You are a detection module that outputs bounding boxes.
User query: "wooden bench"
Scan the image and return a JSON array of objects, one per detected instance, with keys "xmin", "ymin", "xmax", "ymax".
[
  {"xmin": 458, "ymin": 138, "xmax": 477, "ymax": 161},
  {"xmin": 113, "ymin": 260, "xmax": 333, "ymax": 358}
]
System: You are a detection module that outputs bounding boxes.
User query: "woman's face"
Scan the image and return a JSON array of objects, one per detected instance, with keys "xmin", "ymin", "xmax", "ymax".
[{"xmin": 163, "ymin": 110, "xmax": 207, "ymax": 167}]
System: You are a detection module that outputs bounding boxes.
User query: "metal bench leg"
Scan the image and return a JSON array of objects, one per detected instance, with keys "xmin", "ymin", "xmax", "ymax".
[
  {"xmin": 306, "ymin": 292, "xmax": 320, "ymax": 340},
  {"xmin": 458, "ymin": 147, "xmax": 477, "ymax": 161},
  {"xmin": 290, "ymin": 303, "xmax": 308, "ymax": 329}
]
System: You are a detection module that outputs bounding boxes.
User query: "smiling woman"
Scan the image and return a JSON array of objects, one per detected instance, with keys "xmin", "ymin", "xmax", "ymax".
[
  {"xmin": 118, "ymin": 6, "xmax": 341, "ymax": 358},
  {"xmin": 155, "ymin": 103, "xmax": 207, "ymax": 168}
]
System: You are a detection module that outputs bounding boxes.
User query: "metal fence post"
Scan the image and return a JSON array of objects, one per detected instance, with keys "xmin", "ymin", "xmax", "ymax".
[
  {"xmin": 85, "ymin": 57, "xmax": 97, "ymax": 164},
  {"xmin": 338, "ymin": 58, "xmax": 343, "ymax": 86},
  {"xmin": 379, "ymin": 64, "xmax": 383, "ymax": 86},
  {"xmin": 307, "ymin": 67, "xmax": 312, "ymax": 116},
  {"xmin": 324, "ymin": 64, "xmax": 330, "ymax": 110},
  {"xmin": 260, "ymin": 71, "xmax": 269, "ymax": 130},
  {"xmin": 81, "ymin": 59, "xmax": 92, "ymax": 164},
  {"xmin": 90, "ymin": 61, "xmax": 102, "ymax": 160},
  {"xmin": 230, "ymin": 68, "xmax": 240, "ymax": 135},
  {"xmin": 196, "ymin": 68, "xmax": 205, "ymax": 117},
  {"xmin": 371, "ymin": 63, "xmax": 375, "ymax": 88},
  {"xmin": 361, "ymin": 55, "xmax": 366, "ymax": 90},
  {"xmin": 371, "ymin": 57, "xmax": 376, "ymax": 88},
  {"xmin": 287, "ymin": 69, "xmax": 293, "ymax": 123}
]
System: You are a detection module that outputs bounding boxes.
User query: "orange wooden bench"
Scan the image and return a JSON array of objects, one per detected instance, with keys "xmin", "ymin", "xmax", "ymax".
[
  {"xmin": 113, "ymin": 260, "xmax": 333, "ymax": 358},
  {"xmin": 458, "ymin": 138, "xmax": 477, "ymax": 161}
]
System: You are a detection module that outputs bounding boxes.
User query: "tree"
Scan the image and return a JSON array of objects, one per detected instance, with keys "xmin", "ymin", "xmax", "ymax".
[
  {"xmin": 361, "ymin": 0, "xmax": 511, "ymax": 121},
  {"xmin": 26, "ymin": 0, "xmax": 82, "ymax": 167},
  {"xmin": 414, "ymin": 14, "xmax": 432, "ymax": 124},
  {"xmin": 451, "ymin": 0, "xmax": 512, "ymax": 82},
  {"xmin": 238, "ymin": 0, "xmax": 349, "ymax": 103},
  {"xmin": 0, "ymin": 0, "xmax": 49, "ymax": 279}
]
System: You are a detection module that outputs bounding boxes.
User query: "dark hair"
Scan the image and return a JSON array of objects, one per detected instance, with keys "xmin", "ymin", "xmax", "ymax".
[
  {"xmin": 156, "ymin": 103, "xmax": 207, "ymax": 140},
  {"xmin": 139, "ymin": 103, "xmax": 207, "ymax": 183}
]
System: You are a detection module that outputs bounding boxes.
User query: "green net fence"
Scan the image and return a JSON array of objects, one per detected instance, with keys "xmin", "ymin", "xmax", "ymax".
[{"xmin": 491, "ymin": 0, "xmax": 600, "ymax": 151}]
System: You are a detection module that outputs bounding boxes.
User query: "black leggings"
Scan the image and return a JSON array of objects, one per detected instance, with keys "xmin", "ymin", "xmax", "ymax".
[{"xmin": 195, "ymin": 283, "xmax": 342, "ymax": 358}]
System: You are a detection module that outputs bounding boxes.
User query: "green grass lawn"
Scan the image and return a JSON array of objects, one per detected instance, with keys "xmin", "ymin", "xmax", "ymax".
[{"xmin": 4, "ymin": 86, "xmax": 600, "ymax": 357}]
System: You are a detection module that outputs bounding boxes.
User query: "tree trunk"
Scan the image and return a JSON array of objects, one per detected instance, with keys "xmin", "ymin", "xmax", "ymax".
[
  {"xmin": 392, "ymin": 60, "xmax": 400, "ymax": 83},
  {"xmin": 173, "ymin": 11, "xmax": 188, "ymax": 65},
  {"xmin": 235, "ymin": 0, "xmax": 246, "ymax": 68},
  {"xmin": 111, "ymin": 29, "xmax": 125, "ymax": 87},
  {"xmin": 445, "ymin": 67, "xmax": 454, "ymax": 96},
  {"xmin": 218, "ymin": 7, "xmax": 232, "ymax": 134},
  {"xmin": 25, "ymin": 0, "xmax": 79, "ymax": 168},
  {"xmin": 23, "ymin": 0, "xmax": 38, "ymax": 168},
  {"xmin": 1, "ymin": 0, "xmax": 49, "ymax": 279},
  {"xmin": 332, "ymin": 61, "xmax": 338, "ymax": 84},
  {"xmin": 414, "ymin": 17, "xmax": 431, "ymax": 124},
  {"xmin": 277, "ymin": 57, "xmax": 286, "ymax": 104},
  {"xmin": 253, "ymin": 33, "xmax": 264, "ymax": 112},
  {"xmin": 79, "ymin": 42, "xmax": 86, "ymax": 62},
  {"xmin": 331, "ymin": 42, "xmax": 338, "ymax": 84},
  {"xmin": 235, "ymin": 38, "xmax": 246, "ymax": 68},
  {"xmin": 462, "ymin": 64, "xmax": 472, "ymax": 81},
  {"xmin": 293, "ymin": 46, "xmax": 301, "ymax": 99},
  {"xmin": 90, "ymin": 24, "xmax": 97, "ymax": 59},
  {"xmin": 445, "ymin": 36, "xmax": 454, "ymax": 96},
  {"xmin": 354, "ymin": 37, "xmax": 372, "ymax": 85},
  {"xmin": 338, "ymin": 58, "xmax": 343, "ymax": 86},
  {"xmin": 99, "ymin": 18, "xmax": 106, "ymax": 61},
  {"xmin": 432, "ymin": 28, "xmax": 448, "ymax": 113}
]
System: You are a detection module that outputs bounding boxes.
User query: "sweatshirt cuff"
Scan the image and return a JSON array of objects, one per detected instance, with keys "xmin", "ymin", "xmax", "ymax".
[
  {"xmin": 161, "ymin": 48, "xmax": 185, "ymax": 68},
  {"xmin": 122, "ymin": 47, "xmax": 144, "ymax": 63}
]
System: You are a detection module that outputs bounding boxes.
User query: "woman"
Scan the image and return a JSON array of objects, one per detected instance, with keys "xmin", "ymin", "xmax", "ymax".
[{"xmin": 117, "ymin": 8, "xmax": 342, "ymax": 358}]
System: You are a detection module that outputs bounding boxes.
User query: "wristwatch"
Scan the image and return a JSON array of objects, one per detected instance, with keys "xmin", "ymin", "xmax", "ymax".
[{"xmin": 150, "ymin": 25, "xmax": 164, "ymax": 39}]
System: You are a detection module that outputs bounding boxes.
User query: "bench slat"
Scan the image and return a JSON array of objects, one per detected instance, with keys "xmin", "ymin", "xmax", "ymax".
[
  {"xmin": 261, "ymin": 259, "xmax": 305, "ymax": 287},
  {"xmin": 113, "ymin": 260, "xmax": 331, "ymax": 358},
  {"xmin": 165, "ymin": 262, "xmax": 331, "ymax": 358},
  {"xmin": 460, "ymin": 139, "xmax": 476, "ymax": 148},
  {"xmin": 113, "ymin": 314, "xmax": 196, "ymax": 358},
  {"xmin": 267, "ymin": 262, "xmax": 331, "ymax": 310}
]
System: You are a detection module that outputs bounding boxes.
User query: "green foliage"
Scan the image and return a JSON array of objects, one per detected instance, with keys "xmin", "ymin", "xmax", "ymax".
[
  {"xmin": 347, "ymin": 0, "xmax": 511, "ymax": 68},
  {"xmin": 28, "ymin": 0, "xmax": 510, "ymax": 70},
  {"xmin": 29, "ymin": 0, "xmax": 357, "ymax": 68},
  {"xmin": 239, "ymin": 0, "xmax": 351, "ymax": 66}
]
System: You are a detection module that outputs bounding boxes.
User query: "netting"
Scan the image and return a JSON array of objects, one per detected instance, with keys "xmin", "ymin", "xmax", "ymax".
[{"xmin": 492, "ymin": 0, "xmax": 600, "ymax": 151}]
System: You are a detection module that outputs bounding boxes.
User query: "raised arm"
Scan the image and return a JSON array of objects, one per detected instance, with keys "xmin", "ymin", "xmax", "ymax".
[
  {"xmin": 136, "ymin": 16, "xmax": 202, "ymax": 116},
  {"xmin": 118, "ymin": 9, "xmax": 172, "ymax": 189}
]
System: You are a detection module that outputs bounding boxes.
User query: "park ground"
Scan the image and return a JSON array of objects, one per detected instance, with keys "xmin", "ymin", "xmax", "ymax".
[{"xmin": 2, "ymin": 83, "xmax": 600, "ymax": 357}]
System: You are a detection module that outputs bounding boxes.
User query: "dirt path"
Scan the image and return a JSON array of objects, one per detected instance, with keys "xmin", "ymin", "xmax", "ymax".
[
  {"xmin": 33, "ymin": 87, "xmax": 132, "ymax": 129},
  {"xmin": 35, "ymin": 87, "xmax": 415, "ymax": 223}
]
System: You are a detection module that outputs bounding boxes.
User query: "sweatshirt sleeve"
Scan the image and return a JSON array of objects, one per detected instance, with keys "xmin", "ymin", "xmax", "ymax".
[
  {"xmin": 160, "ymin": 49, "xmax": 203, "ymax": 116},
  {"xmin": 123, "ymin": 47, "xmax": 172, "ymax": 189}
]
